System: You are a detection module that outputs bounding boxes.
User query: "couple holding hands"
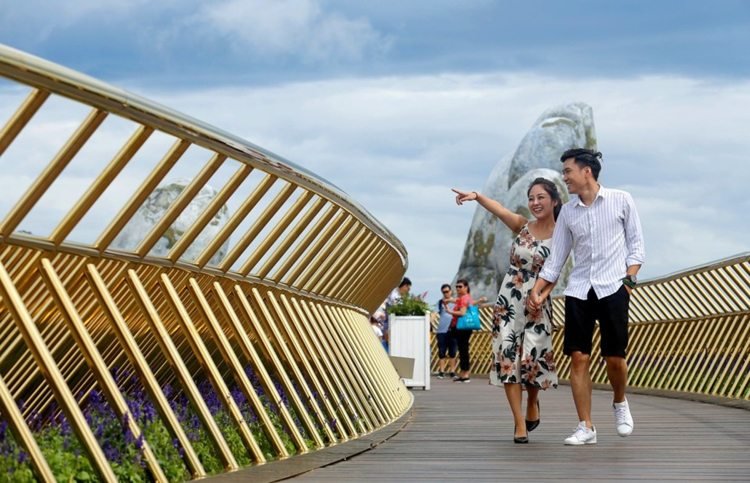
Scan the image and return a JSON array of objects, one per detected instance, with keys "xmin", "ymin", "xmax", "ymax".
[{"xmin": 452, "ymin": 148, "xmax": 645, "ymax": 445}]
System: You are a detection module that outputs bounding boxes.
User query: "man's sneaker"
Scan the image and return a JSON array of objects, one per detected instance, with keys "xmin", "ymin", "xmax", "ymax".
[
  {"xmin": 613, "ymin": 399, "xmax": 634, "ymax": 437},
  {"xmin": 436, "ymin": 372, "xmax": 445, "ymax": 379},
  {"xmin": 564, "ymin": 421, "xmax": 597, "ymax": 445}
]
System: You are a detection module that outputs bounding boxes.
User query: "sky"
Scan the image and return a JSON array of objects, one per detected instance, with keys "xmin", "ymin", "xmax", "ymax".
[{"xmin": 1, "ymin": 0, "xmax": 749, "ymax": 301}]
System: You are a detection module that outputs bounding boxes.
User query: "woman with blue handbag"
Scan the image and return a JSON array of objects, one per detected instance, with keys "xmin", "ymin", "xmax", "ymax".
[
  {"xmin": 453, "ymin": 178, "xmax": 561, "ymax": 443},
  {"xmin": 443, "ymin": 279, "xmax": 474, "ymax": 383}
]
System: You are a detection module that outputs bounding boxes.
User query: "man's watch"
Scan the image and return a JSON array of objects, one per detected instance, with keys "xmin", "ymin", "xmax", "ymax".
[{"xmin": 622, "ymin": 274, "xmax": 638, "ymax": 289}]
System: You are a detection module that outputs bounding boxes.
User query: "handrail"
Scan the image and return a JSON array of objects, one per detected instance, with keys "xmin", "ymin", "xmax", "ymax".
[
  {"xmin": 0, "ymin": 44, "xmax": 411, "ymax": 482},
  {"xmin": 436, "ymin": 252, "xmax": 750, "ymax": 402},
  {"xmin": 0, "ymin": 44, "xmax": 406, "ymax": 272}
]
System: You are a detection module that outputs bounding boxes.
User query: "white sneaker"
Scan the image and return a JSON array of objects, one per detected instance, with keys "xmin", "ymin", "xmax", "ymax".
[
  {"xmin": 613, "ymin": 399, "xmax": 634, "ymax": 437},
  {"xmin": 564, "ymin": 421, "xmax": 597, "ymax": 445}
]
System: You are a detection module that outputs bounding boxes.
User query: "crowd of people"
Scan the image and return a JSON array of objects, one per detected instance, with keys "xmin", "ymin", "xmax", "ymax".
[{"xmin": 374, "ymin": 148, "xmax": 645, "ymax": 446}]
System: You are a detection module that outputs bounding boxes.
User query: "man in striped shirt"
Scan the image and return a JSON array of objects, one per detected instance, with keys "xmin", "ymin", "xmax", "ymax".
[{"xmin": 528, "ymin": 148, "xmax": 645, "ymax": 446}]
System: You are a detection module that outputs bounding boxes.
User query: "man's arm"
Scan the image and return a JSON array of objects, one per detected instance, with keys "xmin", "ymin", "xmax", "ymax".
[
  {"xmin": 623, "ymin": 192, "xmax": 645, "ymax": 270},
  {"xmin": 622, "ymin": 192, "xmax": 645, "ymax": 292},
  {"xmin": 529, "ymin": 207, "xmax": 573, "ymax": 309}
]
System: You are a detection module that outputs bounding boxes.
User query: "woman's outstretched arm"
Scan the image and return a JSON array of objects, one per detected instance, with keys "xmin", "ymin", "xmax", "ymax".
[{"xmin": 452, "ymin": 188, "xmax": 527, "ymax": 233}]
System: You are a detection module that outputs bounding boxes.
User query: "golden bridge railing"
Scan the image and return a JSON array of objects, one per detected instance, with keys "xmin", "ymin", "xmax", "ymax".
[
  {"xmin": 0, "ymin": 44, "xmax": 410, "ymax": 482},
  {"xmin": 435, "ymin": 253, "xmax": 750, "ymax": 402}
]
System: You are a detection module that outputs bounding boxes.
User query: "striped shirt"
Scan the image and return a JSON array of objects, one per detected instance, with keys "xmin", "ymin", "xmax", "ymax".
[{"xmin": 539, "ymin": 186, "xmax": 645, "ymax": 300}]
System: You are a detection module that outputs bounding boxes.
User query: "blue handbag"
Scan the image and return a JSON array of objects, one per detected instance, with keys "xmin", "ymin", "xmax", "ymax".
[{"xmin": 456, "ymin": 305, "xmax": 481, "ymax": 330}]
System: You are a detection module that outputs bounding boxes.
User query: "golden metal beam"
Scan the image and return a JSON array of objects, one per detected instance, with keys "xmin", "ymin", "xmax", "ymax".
[
  {"xmin": 0, "ymin": 260, "xmax": 118, "ymax": 482},
  {"xmin": 50, "ymin": 125, "xmax": 154, "ymax": 244},
  {"xmin": 39, "ymin": 258, "xmax": 168, "ymax": 482},
  {"xmin": 0, "ymin": 88, "xmax": 50, "ymax": 157},
  {"xmin": 135, "ymin": 153, "xmax": 227, "ymax": 257},
  {"xmin": 1, "ymin": 108, "xmax": 108, "ymax": 236},
  {"xmin": 85, "ymin": 263, "xmax": 206, "ymax": 478},
  {"xmin": 96, "ymin": 139, "xmax": 191, "ymax": 252}
]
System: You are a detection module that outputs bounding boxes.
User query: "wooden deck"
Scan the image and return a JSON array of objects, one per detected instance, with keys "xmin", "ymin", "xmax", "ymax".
[{"xmin": 286, "ymin": 377, "xmax": 750, "ymax": 482}]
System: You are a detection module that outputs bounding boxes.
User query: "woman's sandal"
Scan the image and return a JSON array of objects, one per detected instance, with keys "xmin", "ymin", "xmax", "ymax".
[
  {"xmin": 513, "ymin": 425, "xmax": 529, "ymax": 444},
  {"xmin": 525, "ymin": 400, "xmax": 540, "ymax": 432}
]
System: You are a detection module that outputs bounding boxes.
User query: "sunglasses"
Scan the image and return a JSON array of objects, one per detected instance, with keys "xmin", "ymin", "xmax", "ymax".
[
  {"xmin": 441, "ymin": 290, "xmax": 451, "ymax": 294},
  {"xmin": 455, "ymin": 285, "xmax": 465, "ymax": 289}
]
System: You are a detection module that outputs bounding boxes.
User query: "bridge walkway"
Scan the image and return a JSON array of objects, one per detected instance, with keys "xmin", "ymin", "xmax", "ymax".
[{"xmin": 288, "ymin": 376, "xmax": 750, "ymax": 482}]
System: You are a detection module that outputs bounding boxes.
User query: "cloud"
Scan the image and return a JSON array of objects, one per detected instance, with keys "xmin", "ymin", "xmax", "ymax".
[
  {"xmin": 195, "ymin": 0, "xmax": 392, "ymax": 63},
  {"xmin": 140, "ymin": 73, "xmax": 750, "ymax": 295},
  {"xmin": 0, "ymin": 0, "xmax": 157, "ymax": 43},
  {"xmin": 2, "ymin": 69, "xmax": 749, "ymax": 299}
]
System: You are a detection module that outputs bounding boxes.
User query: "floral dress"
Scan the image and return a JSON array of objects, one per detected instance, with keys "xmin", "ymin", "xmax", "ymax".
[{"xmin": 489, "ymin": 224, "xmax": 558, "ymax": 389}]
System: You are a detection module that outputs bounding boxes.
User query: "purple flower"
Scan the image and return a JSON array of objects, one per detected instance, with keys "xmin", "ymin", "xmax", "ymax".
[
  {"xmin": 123, "ymin": 416, "xmax": 135, "ymax": 446},
  {"xmin": 172, "ymin": 438, "xmax": 185, "ymax": 457},
  {"xmin": 143, "ymin": 401, "xmax": 157, "ymax": 423},
  {"xmin": 103, "ymin": 442, "xmax": 119, "ymax": 462}
]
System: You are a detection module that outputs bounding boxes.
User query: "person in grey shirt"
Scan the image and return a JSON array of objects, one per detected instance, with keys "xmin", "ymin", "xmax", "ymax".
[
  {"xmin": 434, "ymin": 284, "xmax": 458, "ymax": 378},
  {"xmin": 528, "ymin": 148, "xmax": 645, "ymax": 446}
]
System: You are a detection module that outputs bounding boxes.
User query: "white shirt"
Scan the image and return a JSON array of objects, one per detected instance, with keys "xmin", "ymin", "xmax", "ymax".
[
  {"xmin": 386, "ymin": 288, "xmax": 401, "ymax": 306},
  {"xmin": 539, "ymin": 186, "xmax": 645, "ymax": 300}
]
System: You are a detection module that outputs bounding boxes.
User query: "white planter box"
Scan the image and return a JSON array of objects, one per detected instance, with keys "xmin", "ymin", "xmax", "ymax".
[{"xmin": 388, "ymin": 313, "xmax": 431, "ymax": 390}]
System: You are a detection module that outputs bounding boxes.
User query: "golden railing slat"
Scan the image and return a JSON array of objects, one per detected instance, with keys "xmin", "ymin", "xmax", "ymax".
[
  {"xmin": 265, "ymin": 292, "xmax": 337, "ymax": 443},
  {"xmin": 96, "ymin": 139, "xmax": 191, "ymax": 251},
  {"xmin": 1, "ymin": 108, "xmax": 108, "ymax": 237},
  {"xmin": 196, "ymin": 173, "xmax": 278, "ymax": 269},
  {"xmin": 50, "ymin": 125, "xmax": 155, "ymax": 244},
  {"xmin": 218, "ymin": 183, "xmax": 297, "ymax": 272},
  {"xmin": 0, "ymin": 88, "xmax": 50, "ymax": 157},
  {"xmin": 39, "ymin": 259, "xmax": 169, "ymax": 482},
  {"xmin": 0, "ymin": 260, "xmax": 118, "ymax": 482},
  {"xmin": 316, "ymin": 303, "xmax": 383, "ymax": 427},
  {"xmin": 295, "ymin": 217, "xmax": 357, "ymax": 290},
  {"xmin": 127, "ymin": 269, "xmax": 239, "ymax": 471},
  {"xmin": 277, "ymin": 294, "xmax": 349, "ymax": 441},
  {"xmin": 0, "ymin": 373, "xmax": 55, "ymax": 482},
  {"xmin": 84, "ymin": 263, "xmax": 207, "ymax": 478},
  {"xmin": 299, "ymin": 300, "xmax": 370, "ymax": 434},
  {"xmin": 270, "ymin": 205, "xmax": 340, "ymax": 282},
  {"xmin": 211, "ymin": 282, "xmax": 292, "ymax": 457},
  {"xmin": 308, "ymin": 226, "xmax": 368, "ymax": 294},
  {"xmin": 238, "ymin": 191, "xmax": 314, "ymax": 276},
  {"xmin": 167, "ymin": 163, "xmax": 254, "ymax": 262},
  {"xmin": 289, "ymin": 296, "xmax": 360, "ymax": 438},
  {"xmin": 282, "ymin": 212, "xmax": 350, "ymax": 287},
  {"xmin": 178, "ymin": 278, "xmax": 267, "ymax": 462},
  {"xmin": 232, "ymin": 286, "xmax": 310, "ymax": 453},
  {"xmin": 247, "ymin": 287, "xmax": 326, "ymax": 449},
  {"xmin": 135, "ymin": 153, "xmax": 227, "ymax": 257},
  {"xmin": 255, "ymin": 196, "xmax": 326, "ymax": 279}
]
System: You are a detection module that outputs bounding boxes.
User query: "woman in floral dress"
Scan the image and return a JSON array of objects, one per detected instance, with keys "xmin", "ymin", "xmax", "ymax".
[{"xmin": 453, "ymin": 178, "xmax": 561, "ymax": 443}]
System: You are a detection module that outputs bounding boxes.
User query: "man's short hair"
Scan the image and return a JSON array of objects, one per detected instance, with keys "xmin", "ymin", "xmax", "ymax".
[
  {"xmin": 560, "ymin": 148, "xmax": 603, "ymax": 181},
  {"xmin": 399, "ymin": 277, "xmax": 412, "ymax": 288}
]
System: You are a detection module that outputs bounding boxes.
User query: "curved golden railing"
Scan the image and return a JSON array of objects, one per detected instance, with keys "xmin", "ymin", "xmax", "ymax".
[
  {"xmin": 434, "ymin": 253, "xmax": 750, "ymax": 402},
  {"xmin": 0, "ymin": 44, "xmax": 411, "ymax": 482}
]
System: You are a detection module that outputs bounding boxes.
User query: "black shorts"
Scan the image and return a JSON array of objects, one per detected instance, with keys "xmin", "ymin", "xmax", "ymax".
[
  {"xmin": 564, "ymin": 285, "xmax": 630, "ymax": 358},
  {"xmin": 437, "ymin": 332, "xmax": 457, "ymax": 358}
]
